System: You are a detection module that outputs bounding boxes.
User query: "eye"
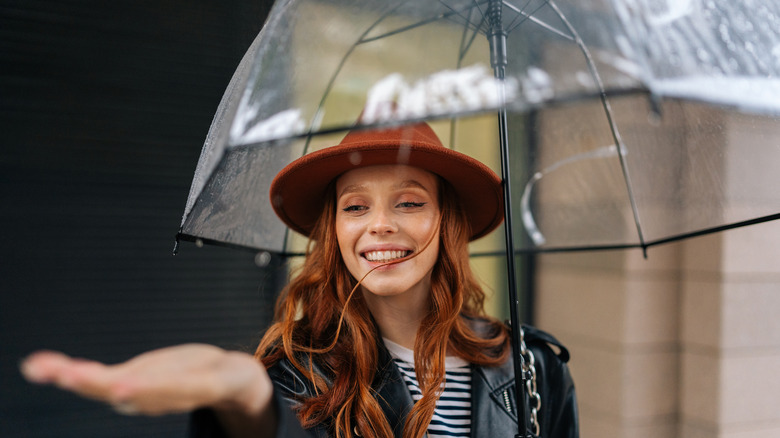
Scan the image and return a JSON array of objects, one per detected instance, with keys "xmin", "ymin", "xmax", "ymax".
[
  {"xmin": 397, "ymin": 201, "xmax": 427, "ymax": 208},
  {"xmin": 342, "ymin": 204, "xmax": 368, "ymax": 213}
]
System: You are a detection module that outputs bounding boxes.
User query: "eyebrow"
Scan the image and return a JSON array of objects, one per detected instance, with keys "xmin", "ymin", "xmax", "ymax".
[{"xmin": 337, "ymin": 180, "xmax": 430, "ymax": 198}]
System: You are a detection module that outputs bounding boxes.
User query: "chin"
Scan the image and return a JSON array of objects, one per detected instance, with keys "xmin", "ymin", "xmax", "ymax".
[{"xmin": 359, "ymin": 281, "xmax": 408, "ymax": 297}]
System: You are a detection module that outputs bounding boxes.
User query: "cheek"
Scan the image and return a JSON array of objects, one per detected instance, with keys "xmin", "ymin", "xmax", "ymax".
[
  {"xmin": 412, "ymin": 215, "xmax": 440, "ymax": 264},
  {"xmin": 413, "ymin": 212, "xmax": 439, "ymax": 239},
  {"xmin": 335, "ymin": 223, "xmax": 347, "ymax": 254},
  {"xmin": 335, "ymin": 221, "xmax": 365, "ymax": 280},
  {"xmin": 335, "ymin": 220, "xmax": 358, "ymax": 258}
]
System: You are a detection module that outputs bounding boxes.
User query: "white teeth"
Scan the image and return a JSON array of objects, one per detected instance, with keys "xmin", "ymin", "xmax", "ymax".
[{"xmin": 364, "ymin": 250, "xmax": 409, "ymax": 262}]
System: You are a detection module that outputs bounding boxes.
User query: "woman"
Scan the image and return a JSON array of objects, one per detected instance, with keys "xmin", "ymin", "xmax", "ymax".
[{"xmin": 21, "ymin": 123, "xmax": 578, "ymax": 438}]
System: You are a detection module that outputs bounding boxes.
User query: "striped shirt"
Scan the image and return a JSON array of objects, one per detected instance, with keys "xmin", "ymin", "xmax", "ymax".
[{"xmin": 383, "ymin": 338, "xmax": 472, "ymax": 438}]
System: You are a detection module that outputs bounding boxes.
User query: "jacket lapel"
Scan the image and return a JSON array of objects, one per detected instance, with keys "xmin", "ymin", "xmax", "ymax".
[
  {"xmin": 471, "ymin": 354, "xmax": 519, "ymax": 438},
  {"xmin": 374, "ymin": 342, "xmax": 414, "ymax": 438}
]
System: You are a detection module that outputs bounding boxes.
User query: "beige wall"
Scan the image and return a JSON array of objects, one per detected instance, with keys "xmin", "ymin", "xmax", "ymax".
[
  {"xmin": 678, "ymin": 221, "xmax": 780, "ymax": 438},
  {"xmin": 535, "ymin": 134, "xmax": 780, "ymax": 438},
  {"xmin": 536, "ymin": 244, "xmax": 682, "ymax": 437}
]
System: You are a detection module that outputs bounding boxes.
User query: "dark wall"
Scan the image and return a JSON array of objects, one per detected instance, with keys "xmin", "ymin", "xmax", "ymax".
[{"xmin": 0, "ymin": 2, "xmax": 280, "ymax": 436}]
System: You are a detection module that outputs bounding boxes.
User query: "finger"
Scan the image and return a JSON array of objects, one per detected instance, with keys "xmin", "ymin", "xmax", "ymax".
[
  {"xmin": 54, "ymin": 359, "xmax": 119, "ymax": 399},
  {"xmin": 21, "ymin": 351, "xmax": 121, "ymax": 401},
  {"xmin": 20, "ymin": 350, "xmax": 78, "ymax": 384}
]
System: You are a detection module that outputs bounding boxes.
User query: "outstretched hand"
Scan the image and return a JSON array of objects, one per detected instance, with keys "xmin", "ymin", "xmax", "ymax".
[{"xmin": 20, "ymin": 344, "xmax": 275, "ymax": 435}]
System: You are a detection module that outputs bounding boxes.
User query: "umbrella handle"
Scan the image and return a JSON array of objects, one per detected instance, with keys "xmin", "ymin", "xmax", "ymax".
[{"xmin": 520, "ymin": 144, "xmax": 625, "ymax": 247}]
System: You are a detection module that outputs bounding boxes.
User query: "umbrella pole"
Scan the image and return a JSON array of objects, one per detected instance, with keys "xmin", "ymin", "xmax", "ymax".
[
  {"xmin": 498, "ymin": 101, "xmax": 532, "ymax": 438},
  {"xmin": 487, "ymin": 1, "xmax": 531, "ymax": 437}
]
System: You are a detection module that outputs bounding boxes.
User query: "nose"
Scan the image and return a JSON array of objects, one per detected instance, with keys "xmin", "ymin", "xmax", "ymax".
[{"xmin": 367, "ymin": 205, "xmax": 397, "ymax": 235}]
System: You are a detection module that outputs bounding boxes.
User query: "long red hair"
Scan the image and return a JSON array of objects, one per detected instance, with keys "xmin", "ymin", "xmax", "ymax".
[{"xmin": 256, "ymin": 178, "xmax": 510, "ymax": 438}]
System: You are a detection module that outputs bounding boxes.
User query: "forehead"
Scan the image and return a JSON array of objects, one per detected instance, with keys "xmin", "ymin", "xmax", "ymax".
[{"xmin": 335, "ymin": 164, "xmax": 438, "ymax": 194}]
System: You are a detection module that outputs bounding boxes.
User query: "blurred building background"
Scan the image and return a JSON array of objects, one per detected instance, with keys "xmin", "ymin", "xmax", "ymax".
[
  {"xmin": 533, "ymin": 97, "xmax": 780, "ymax": 438},
  {"xmin": 537, "ymin": 218, "xmax": 780, "ymax": 438},
  {"xmin": 2, "ymin": 1, "xmax": 779, "ymax": 438}
]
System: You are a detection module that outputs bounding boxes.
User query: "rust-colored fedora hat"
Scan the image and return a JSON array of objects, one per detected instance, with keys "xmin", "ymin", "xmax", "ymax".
[{"xmin": 270, "ymin": 123, "xmax": 503, "ymax": 241}]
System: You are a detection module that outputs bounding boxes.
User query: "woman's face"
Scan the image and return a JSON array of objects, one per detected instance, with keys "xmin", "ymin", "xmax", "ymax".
[{"xmin": 335, "ymin": 164, "xmax": 440, "ymax": 301}]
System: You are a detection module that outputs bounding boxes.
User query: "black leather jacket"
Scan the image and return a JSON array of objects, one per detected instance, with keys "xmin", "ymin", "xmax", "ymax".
[{"xmin": 191, "ymin": 323, "xmax": 578, "ymax": 438}]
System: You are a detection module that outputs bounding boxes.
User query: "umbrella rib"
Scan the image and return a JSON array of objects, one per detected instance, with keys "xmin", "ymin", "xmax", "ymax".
[
  {"xmin": 546, "ymin": 0, "xmax": 648, "ymax": 253},
  {"xmin": 504, "ymin": 0, "xmax": 536, "ymax": 31},
  {"xmin": 468, "ymin": 211, "xmax": 780, "ymax": 255},
  {"xmin": 507, "ymin": 2, "xmax": 552, "ymax": 35},
  {"xmin": 456, "ymin": 4, "xmax": 485, "ymax": 65},
  {"xmin": 471, "ymin": 0, "xmax": 488, "ymax": 27},
  {"xmin": 504, "ymin": 0, "xmax": 573, "ymax": 40},
  {"xmin": 469, "ymin": 245, "xmax": 639, "ymax": 256},
  {"xmin": 358, "ymin": 2, "xmax": 488, "ymax": 45},
  {"xmin": 448, "ymin": 2, "xmax": 488, "ymax": 150},
  {"xmin": 646, "ymin": 213, "xmax": 780, "ymax": 248},
  {"xmin": 440, "ymin": 0, "xmax": 484, "ymax": 25},
  {"xmin": 457, "ymin": 5, "xmax": 472, "ymax": 64},
  {"xmin": 439, "ymin": 0, "xmax": 489, "ymax": 37}
]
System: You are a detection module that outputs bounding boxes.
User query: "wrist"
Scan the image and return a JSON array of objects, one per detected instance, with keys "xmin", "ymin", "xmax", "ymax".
[{"xmin": 213, "ymin": 353, "xmax": 277, "ymax": 438}]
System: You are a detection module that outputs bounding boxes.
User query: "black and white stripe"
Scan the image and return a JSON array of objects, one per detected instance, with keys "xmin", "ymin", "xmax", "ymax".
[{"xmin": 384, "ymin": 339, "xmax": 472, "ymax": 438}]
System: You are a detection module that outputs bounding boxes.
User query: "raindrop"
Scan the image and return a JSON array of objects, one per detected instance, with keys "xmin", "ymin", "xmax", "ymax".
[
  {"xmin": 744, "ymin": 41, "xmax": 755, "ymax": 56},
  {"xmin": 349, "ymin": 152, "xmax": 362, "ymax": 165},
  {"xmin": 255, "ymin": 251, "xmax": 272, "ymax": 267},
  {"xmin": 648, "ymin": 110, "xmax": 662, "ymax": 126},
  {"xmin": 195, "ymin": 239, "xmax": 204, "ymax": 248},
  {"xmin": 772, "ymin": 44, "xmax": 780, "ymax": 63},
  {"xmin": 575, "ymin": 71, "xmax": 592, "ymax": 87},
  {"xmin": 696, "ymin": 48, "xmax": 711, "ymax": 63},
  {"xmin": 718, "ymin": 22, "xmax": 737, "ymax": 52}
]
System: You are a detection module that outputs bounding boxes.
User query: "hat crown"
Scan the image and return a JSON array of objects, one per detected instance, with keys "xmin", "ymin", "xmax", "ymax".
[{"xmin": 337, "ymin": 123, "xmax": 444, "ymax": 149}]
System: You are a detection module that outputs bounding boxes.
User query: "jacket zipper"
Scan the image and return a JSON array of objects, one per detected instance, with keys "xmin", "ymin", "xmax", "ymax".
[{"xmin": 502, "ymin": 388, "xmax": 513, "ymax": 415}]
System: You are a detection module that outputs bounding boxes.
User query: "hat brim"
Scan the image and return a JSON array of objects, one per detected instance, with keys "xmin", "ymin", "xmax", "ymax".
[{"xmin": 270, "ymin": 137, "xmax": 504, "ymax": 242}]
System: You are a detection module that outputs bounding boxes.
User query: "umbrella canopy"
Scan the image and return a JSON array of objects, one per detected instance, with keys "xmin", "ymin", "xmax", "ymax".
[{"xmin": 178, "ymin": 0, "xmax": 780, "ymax": 256}]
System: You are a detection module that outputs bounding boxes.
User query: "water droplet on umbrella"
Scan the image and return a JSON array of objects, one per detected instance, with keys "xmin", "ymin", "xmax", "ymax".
[
  {"xmin": 647, "ymin": 110, "xmax": 662, "ymax": 126},
  {"xmin": 255, "ymin": 251, "xmax": 272, "ymax": 267}
]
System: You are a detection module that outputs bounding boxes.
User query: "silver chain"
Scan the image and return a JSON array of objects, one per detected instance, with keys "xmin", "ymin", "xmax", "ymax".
[{"xmin": 519, "ymin": 327, "xmax": 541, "ymax": 437}]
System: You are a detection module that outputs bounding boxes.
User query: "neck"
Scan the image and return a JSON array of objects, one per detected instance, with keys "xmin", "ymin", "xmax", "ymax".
[{"xmin": 362, "ymin": 283, "xmax": 430, "ymax": 350}]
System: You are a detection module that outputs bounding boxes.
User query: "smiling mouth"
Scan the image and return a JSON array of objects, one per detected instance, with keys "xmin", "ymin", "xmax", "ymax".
[{"xmin": 362, "ymin": 250, "xmax": 412, "ymax": 263}]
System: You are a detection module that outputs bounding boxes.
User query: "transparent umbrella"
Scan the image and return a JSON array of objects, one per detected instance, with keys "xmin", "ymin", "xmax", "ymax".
[
  {"xmin": 175, "ymin": 0, "xmax": 780, "ymax": 436},
  {"xmin": 178, "ymin": 0, "xmax": 780, "ymax": 255}
]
